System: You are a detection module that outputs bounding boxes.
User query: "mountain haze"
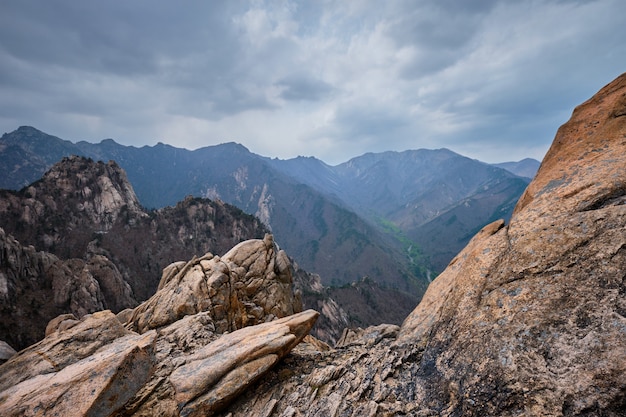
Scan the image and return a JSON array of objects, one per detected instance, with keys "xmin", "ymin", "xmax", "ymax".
[
  {"xmin": 493, "ymin": 158, "xmax": 540, "ymax": 178},
  {"xmin": 268, "ymin": 149, "xmax": 530, "ymax": 271}
]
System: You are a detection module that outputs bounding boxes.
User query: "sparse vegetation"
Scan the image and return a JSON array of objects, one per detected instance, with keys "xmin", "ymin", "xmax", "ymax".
[{"xmin": 376, "ymin": 216, "xmax": 429, "ymax": 279}]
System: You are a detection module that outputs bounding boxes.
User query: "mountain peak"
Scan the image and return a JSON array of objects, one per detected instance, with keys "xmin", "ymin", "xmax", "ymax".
[
  {"xmin": 99, "ymin": 138, "xmax": 118, "ymax": 145},
  {"xmin": 3, "ymin": 125, "xmax": 62, "ymax": 143},
  {"xmin": 218, "ymin": 141, "xmax": 251, "ymax": 153},
  {"xmin": 16, "ymin": 125, "xmax": 42, "ymax": 134},
  {"xmin": 493, "ymin": 158, "xmax": 541, "ymax": 179},
  {"xmin": 36, "ymin": 155, "xmax": 143, "ymax": 230}
]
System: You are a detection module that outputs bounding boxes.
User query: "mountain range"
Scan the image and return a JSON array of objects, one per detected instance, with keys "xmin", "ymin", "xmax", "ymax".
[{"xmin": 0, "ymin": 126, "xmax": 538, "ymax": 295}]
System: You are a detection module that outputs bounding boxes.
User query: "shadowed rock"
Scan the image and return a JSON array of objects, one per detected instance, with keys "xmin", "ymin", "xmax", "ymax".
[{"xmin": 0, "ymin": 341, "xmax": 16, "ymax": 364}]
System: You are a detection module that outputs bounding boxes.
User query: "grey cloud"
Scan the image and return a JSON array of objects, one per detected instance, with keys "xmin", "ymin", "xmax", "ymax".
[
  {"xmin": 332, "ymin": 103, "xmax": 412, "ymax": 147},
  {"xmin": 0, "ymin": 1, "xmax": 281, "ymax": 120},
  {"xmin": 386, "ymin": 4, "xmax": 483, "ymax": 50},
  {"xmin": 380, "ymin": 0, "xmax": 497, "ymax": 78},
  {"xmin": 0, "ymin": 0, "xmax": 625, "ymax": 165},
  {"xmin": 276, "ymin": 74, "xmax": 334, "ymax": 102}
]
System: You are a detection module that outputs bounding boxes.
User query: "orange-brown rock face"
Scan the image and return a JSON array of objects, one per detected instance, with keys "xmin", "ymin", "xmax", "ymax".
[{"xmin": 399, "ymin": 73, "xmax": 626, "ymax": 415}]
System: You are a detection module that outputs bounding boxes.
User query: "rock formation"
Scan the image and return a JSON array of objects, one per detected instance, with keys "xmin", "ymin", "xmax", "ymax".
[
  {"xmin": 127, "ymin": 234, "xmax": 302, "ymax": 334},
  {"xmin": 292, "ymin": 266, "xmax": 350, "ymax": 345},
  {"xmin": 0, "ymin": 157, "xmax": 268, "ymax": 302},
  {"xmin": 0, "ymin": 234, "xmax": 319, "ymax": 417},
  {"xmin": 0, "ymin": 227, "xmax": 134, "ymax": 350},
  {"xmin": 0, "ymin": 157, "xmax": 268, "ymax": 348}
]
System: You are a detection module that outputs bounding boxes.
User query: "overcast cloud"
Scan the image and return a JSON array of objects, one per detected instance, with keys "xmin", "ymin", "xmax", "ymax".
[{"xmin": 1, "ymin": 0, "xmax": 625, "ymax": 164}]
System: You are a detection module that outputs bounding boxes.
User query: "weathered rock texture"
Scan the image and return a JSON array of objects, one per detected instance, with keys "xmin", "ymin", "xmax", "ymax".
[
  {"xmin": 128, "ymin": 234, "xmax": 302, "ymax": 334},
  {"xmin": 0, "ymin": 308, "xmax": 318, "ymax": 417},
  {"xmin": 218, "ymin": 74, "xmax": 626, "ymax": 415},
  {"xmin": 0, "ymin": 235, "xmax": 319, "ymax": 417},
  {"xmin": 0, "ymin": 311, "xmax": 157, "ymax": 417}
]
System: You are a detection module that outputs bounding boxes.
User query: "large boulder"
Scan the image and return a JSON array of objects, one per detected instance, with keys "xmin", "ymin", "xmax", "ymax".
[
  {"xmin": 0, "ymin": 310, "xmax": 156, "ymax": 417},
  {"xmin": 127, "ymin": 234, "xmax": 302, "ymax": 334}
]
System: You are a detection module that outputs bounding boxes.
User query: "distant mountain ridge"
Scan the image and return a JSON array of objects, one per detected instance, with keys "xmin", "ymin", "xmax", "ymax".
[
  {"xmin": 493, "ymin": 158, "xmax": 540, "ymax": 179},
  {"xmin": 0, "ymin": 126, "xmax": 533, "ymax": 288},
  {"xmin": 267, "ymin": 149, "xmax": 532, "ymax": 270}
]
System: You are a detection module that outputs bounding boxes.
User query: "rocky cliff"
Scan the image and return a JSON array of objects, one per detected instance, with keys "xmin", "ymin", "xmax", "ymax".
[
  {"xmin": 0, "ymin": 156, "xmax": 268, "ymax": 302},
  {"xmin": 0, "ymin": 227, "xmax": 135, "ymax": 350}
]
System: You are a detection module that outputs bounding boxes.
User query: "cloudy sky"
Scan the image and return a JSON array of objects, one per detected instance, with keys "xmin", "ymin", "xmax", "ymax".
[{"xmin": 1, "ymin": 0, "xmax": 625, "ymax": 164}]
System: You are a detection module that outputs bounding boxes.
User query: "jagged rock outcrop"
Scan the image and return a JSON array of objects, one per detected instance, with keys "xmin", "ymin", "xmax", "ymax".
[
  {"xmin": 128, "ymin": 234, "xmax": 302, "ymax": 334},
  {"xmin": 0, "ymin": 309, "xmax": 318, "ymax": 417},
  {"xmin": 0, "ymin": 235, "xmax": 319, "ymax": 417},
  {"xmin": 0, "ymin": 157, "xmax": 268, "ymax": 302},
  {"xmin": 0, "ymin": 227, "xmax": 135, "ymax": 350},
  {"xmin": 292, "ymin": 266, "xmax": 350, "ymax": 345},
  {"xmin": 218, "ymin": 73, "xmax": 626, "ymax": 415}
]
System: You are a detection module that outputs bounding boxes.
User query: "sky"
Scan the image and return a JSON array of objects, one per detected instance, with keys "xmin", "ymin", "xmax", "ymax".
[{"xmin": 1, "ymin": 0, "xmax": 625, "ymax": 165}]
